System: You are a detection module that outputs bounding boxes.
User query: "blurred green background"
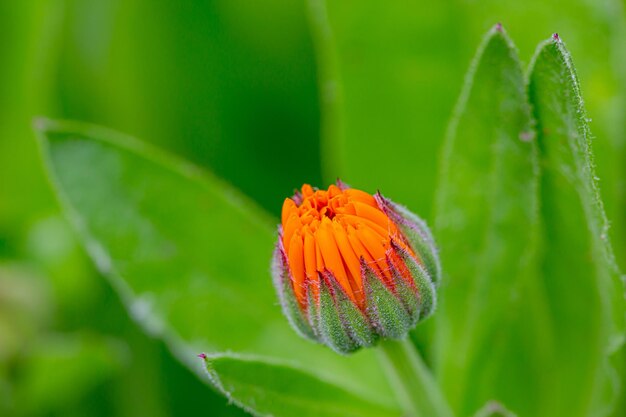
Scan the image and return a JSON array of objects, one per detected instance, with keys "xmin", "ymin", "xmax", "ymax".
[{"xmin": 1, "ymin": 0, "xmax": 624, "ymax": 416}]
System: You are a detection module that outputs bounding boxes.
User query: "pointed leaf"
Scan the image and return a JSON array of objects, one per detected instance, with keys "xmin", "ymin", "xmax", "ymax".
[
  {"xmin": 473, "ymin": 401, "xmax": 517, "ymax": 417},
  {"xmin": 434, "ymin": 26, "xmax": 539, "ymax": 415},
  {"xmin": 201, "ymin": 354, "xmax": 399, "ymax": 417},
  {"xmin": 527, "ymin": 35, "xmax": 625, "ymax": 416}
]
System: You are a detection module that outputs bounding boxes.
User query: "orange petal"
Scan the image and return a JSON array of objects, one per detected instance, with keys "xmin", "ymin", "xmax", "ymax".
[
  {"xmin": 315, "ymin": 190, "xmax": 328, "ymax": 207},
  {"xmin": 282, "ymin": 214, "xmax": 302, "ymax": 251},
  {"xmin": 333, "ymin": 200, "xmax": 356, "ymax": 215},
  {"xmin": 389, "ymin": 250, "xmax": 413, "ymax": 284},
  {"xmin": 309, "ymin": 236, "xmax": 325, "ymax": 302},
  {"xmin": 345, "ymin": 188, "xmax": 377, "ymax": 207},
  {"xmin": 315, "ymin": 240, "xmax": 324, "ymax": 274},
  {"xmin": 352, "ymin": 201, "xmax": 393, "ymax": 230},
  {"xmin": 354, "ymin": 225, "xmax": 392, "ymax": 282},
  {"xmin": 281, "ymin": 198, "xmax": 297, "ymax": 226},
  {"xmin": 346, "ymin": 225, "xmax": 375, "ymax": 267},
  {"xmin": 340, "ymin": 214, "xmax": 389, "ymax": 240},
  {"xmin": 315, "ymin": 219, "xmax": 355, "ymax": 301},
  {"xmin": 287, "ymin": 232, "xmax": 306, "ymax": 305},
  {"xmin": 303, "ymin": 229, "xmax": 317, "ymax": 281},
  {"xmin": 332, "ymin": 222, "xmax": 364, "ymax": 307},
  {"xmin": 392, "ymin": 234, "xmax": 416, "ymax": 258},
  {"xmin": 302, "ymin": 184, "xmax": 314, "ymax": 197},
  {"xmin": 328, "ymin": 184, "xmax": 342, "ymax": 198}
]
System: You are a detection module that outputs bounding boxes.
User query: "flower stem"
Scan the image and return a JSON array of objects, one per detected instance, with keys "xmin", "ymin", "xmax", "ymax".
[{"xmin": 377, "ymin": 338, "xmax": 454, "ymax": 417}]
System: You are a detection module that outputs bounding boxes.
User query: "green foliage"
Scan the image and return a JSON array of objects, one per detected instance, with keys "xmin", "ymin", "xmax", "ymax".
[
  {"xmin": 528, "ymin": 36, "xmax": 625, "ymax": 415},
  {"xmin": 35, "ymin": 24, "xmax": 626, "ymax": 416},
  {"xmin": 37, "ymin": 118, "xmax": 279, "ymax": 354},
  {"xmin": 201, "ymin": 354, "xmax": 398, "ymax": 417},
  {"xmin": 3, "ymin": 1, "xmax": 626, "ymax": 416},
  {"xmin": 434, "ymin": 26, "xmax": 539, "ymax": 416},
  {"xmin": 433, "ymin": 29, "xmax": 625, "ymax": 417}
]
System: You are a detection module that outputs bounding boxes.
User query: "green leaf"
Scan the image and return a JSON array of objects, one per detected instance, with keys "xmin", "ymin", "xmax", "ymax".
[
  {"xmin": 35, "ymin": 118, "xmax": 278, "ymax": 351},
  {"xmin": 201, "ymin": 354, "xmax": 398, "ymax": 417},
  {"xmin": 434, "ymin": 26, "xmax": 540, "ymax": 415},
  {"xmin": 528, "ymin": 35, "xmax": 625, "ymax": 416},
  {"xmin": 35, "ymin": 119, "xmax": 398, "ymax": 412}
]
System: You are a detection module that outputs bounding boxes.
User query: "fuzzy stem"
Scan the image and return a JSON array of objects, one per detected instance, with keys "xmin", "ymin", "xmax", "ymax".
[{"xmin": 377, "ymin": 338, "xmax": 454, "ymax": 417}]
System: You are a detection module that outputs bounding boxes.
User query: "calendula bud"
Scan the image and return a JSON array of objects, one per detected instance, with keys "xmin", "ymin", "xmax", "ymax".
[{"xmin": 272, "ymin": 182, "xmax": 439, "ymax": 354}]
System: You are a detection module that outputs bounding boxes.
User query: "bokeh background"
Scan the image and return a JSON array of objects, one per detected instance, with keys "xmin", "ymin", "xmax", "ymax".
[{"xmin": 1, "ymin": 1, "xmax": 625, "ymax": 416}]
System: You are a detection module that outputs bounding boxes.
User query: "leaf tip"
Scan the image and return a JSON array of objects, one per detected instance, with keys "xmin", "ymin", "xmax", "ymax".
[
  {"xmin": 485, "ymin": 22, "xmax": 515, "ymax": 51},
  {"xmin": 519, "ymin": 130, "xmax": 535, "ymax": 142},
  {"xmin": 552, "ymin": 32, "xmax": 561, "ymax": 42},
  {"xmin": 32, "ymin": 116, "xmax": 51, "ymax": 132},
  {"xmin": 489, "ymin": 22, "xmax": 510, "ymax": 38},
  {"xmin": 198, "ymin": 354, "xmax": 225, "ymax": 393},
  {"xmin": 32, "ymin": 117, "xmax": 66, "ymax": 137}
]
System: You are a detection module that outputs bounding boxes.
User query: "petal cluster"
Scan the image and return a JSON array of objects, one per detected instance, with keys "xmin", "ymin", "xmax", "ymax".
[{"xmin": 272, "ymin": 182, "xmax": 439, "ymax": 354}]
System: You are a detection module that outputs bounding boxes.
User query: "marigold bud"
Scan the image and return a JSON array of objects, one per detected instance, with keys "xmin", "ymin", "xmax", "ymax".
[{"xmin": 272, "ymin": 182, "xmax": 439, "ymax": 354}]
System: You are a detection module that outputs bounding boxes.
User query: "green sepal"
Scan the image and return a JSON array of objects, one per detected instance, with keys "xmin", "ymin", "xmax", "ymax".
[
  {"xmin": 326, "ymin": 272, "xmax": 377, "ymax": 348},
  {"xmin": 317, "ymin": 273, "xmax": 359, "ymax": 354},
  {"xmin": 271, "ymin": 243, "xmax": 316, "ymax": 341},
  {"xmin": 306, "ymin": 280, "xmax": 321, "ymax": 340},
  {"xmin": 375, "ymin": 193, "xmax": 441, "ymax": 285},
  {"xmin": 392, "ymin": 240, "xmax": 437, "ymax": 322},
  {"xmin": 362, "ymin": 261, "xmax": 412, "ymax": 339},
  {"xmin": 386, "ymin": 247, "xmax": 419, "ymax": 326}
]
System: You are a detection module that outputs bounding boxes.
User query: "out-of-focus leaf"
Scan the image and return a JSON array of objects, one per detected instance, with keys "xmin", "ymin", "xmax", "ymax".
[
  {"xmin": 528, "ymin": 35, "xmax": 625, "ymax": 416},
  {"xmin": 13, "ymin": 333, "xmax": 126, "ymax": 416},
  {"xmin": 308, "ymin": 0, "xmax": 466, "ymax": 218},
  {"xmin": 56, "ymin": 0, "xmax": 323, "ymax": 215},
  {"xmin": 36, "ymin": 119, "xmax": 396, "ymax": 408},
  {"xmin": 434, "ymin": 26, "xmax": 540, "ymax": 415},
  {"xmin": 201, "ymin": 354, "xmax": 399, "ymax": 417},
  {"xmin": 0, "ymin": 0, "xmax": 60, "ymax": 243}
]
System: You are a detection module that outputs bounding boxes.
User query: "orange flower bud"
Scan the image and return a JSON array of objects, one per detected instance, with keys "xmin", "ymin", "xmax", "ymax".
[{"xmin": 272, "ymin": 181, "xmax": 439, "ymax": 354}]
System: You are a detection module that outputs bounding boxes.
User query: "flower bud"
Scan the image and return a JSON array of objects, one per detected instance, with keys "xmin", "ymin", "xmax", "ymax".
[{"xmin": 272, "ymin": 182, "xmax": 439, "ymax": 354}]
